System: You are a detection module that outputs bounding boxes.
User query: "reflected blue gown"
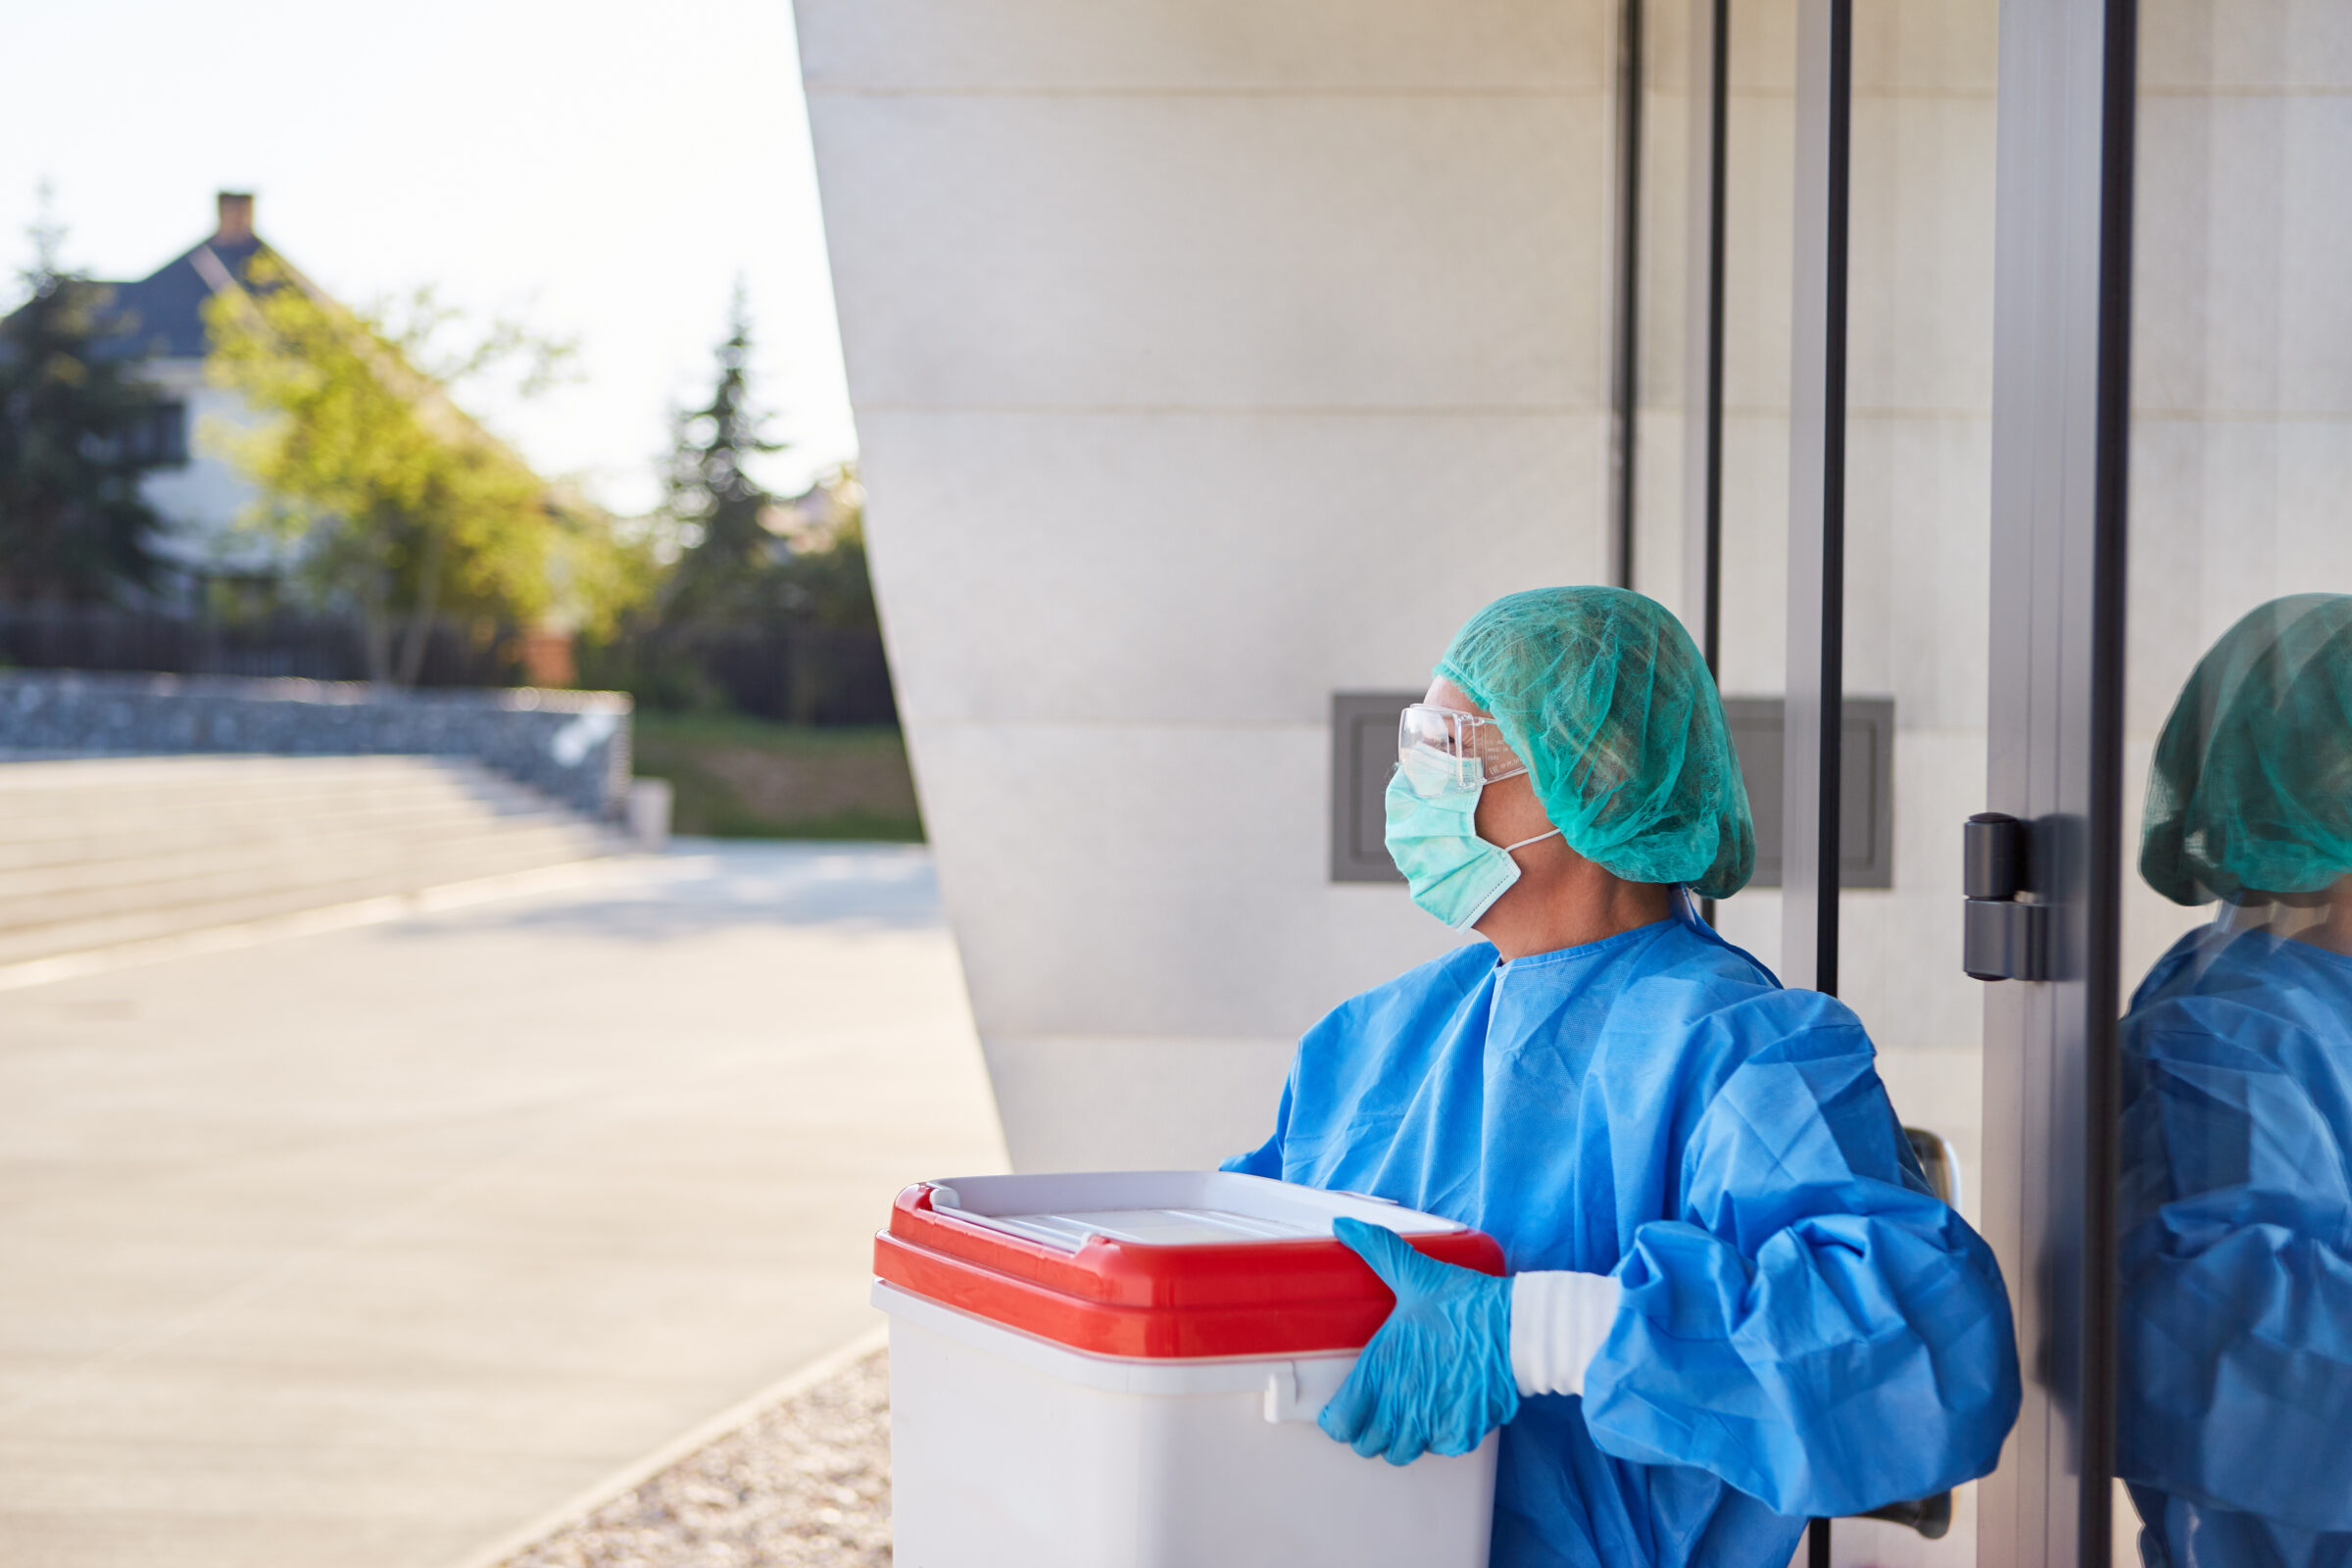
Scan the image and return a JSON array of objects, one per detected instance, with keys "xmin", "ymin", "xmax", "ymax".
[
  {"xmin": 2120, "ymin": 922, "xmax": 2352, "ymax": 1568},
  {"xmin": 1224, "ymin": 909, "xmax": 2020, "ymax": 1568}
]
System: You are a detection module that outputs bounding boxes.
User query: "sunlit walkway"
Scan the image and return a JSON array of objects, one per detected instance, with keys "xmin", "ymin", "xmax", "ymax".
[{"xmin": 0, "ymin": 843, "xmax": 1004, "ymax": 1568}]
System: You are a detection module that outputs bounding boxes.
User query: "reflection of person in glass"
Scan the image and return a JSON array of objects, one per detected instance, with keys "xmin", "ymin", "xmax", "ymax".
[{"xmin": 2122, "ymin": 593, "xmax": 2352, "ymax": 1568}]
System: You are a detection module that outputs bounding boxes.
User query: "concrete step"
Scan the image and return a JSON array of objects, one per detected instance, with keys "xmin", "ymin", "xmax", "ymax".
[
  {"xmin": 0, "ymin": 821, "xmax": 608, "ymax": 934},
  {"xmin": 0, "ymin": 755, "xmax": 622, "ymax": 966},
  {"xmin": 0, "ymin": 755, "xmax": 504, "ymax": 806},
  {"xmin": 0, "ymin": 754, "xmax": 439, "ymax": 785},
  {"xmin": 0, "ymin": 842, "xmax": 601, "ymax": 967},
  {"xmin": 0, "ymin": 760, "xmax": 557, "ymax": 843},
  {"xmin": 0, "ymin": 810, "xmax": 589, "ymax": 899},
  {"xmin": 0, "ymin": 789, "xmax": 573, "ymax": 873},
  {"xmin": 0, "ymin": 824, "xmax": 603, "ymax": 937}
]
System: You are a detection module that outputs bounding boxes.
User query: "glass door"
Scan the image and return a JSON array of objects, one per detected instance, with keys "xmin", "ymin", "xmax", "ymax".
[
  {"xmin": 1668, "ymin": 0, "xmax": 2003, "ymax": 1554},
  {"xmin": 1706, "ymin": 4, "xmax": 2351, "ymax": 1562},
  {"xmin": 1970, "ymin": 3, "xmax": 2352, "ymax": 1565},
  {"xmin": 2107, "ymin": 6, "xmax": 2352, "ymax": 1564}
]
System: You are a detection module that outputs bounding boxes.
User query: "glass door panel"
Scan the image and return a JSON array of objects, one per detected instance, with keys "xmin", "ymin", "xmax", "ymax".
[
  {"xmin": 1823, "ymin": 1, "xmax": 2000, "ymax": 1562},
  {"xmin": 2111, "ymin": 7, "xmax": 2352, "ymax": 1563},
  {"xmin": 1699, "ymin": 2, "xmax": 2003, "ymax": 1561}
]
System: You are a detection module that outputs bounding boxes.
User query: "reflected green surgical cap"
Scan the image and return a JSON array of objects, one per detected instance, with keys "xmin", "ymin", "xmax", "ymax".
[
  {"xmin": 1435, "ymin": 585, "xmax": 1755, "ymax": 899},
  {"xmin": 2141, "ymin": 593, "xmax": 2352, "ymax": 906}
]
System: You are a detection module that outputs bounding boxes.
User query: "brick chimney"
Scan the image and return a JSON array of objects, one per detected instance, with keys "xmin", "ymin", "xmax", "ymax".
[{"xmin": 216, "ymin": 191, "xmax": 255, "ymax": 243}]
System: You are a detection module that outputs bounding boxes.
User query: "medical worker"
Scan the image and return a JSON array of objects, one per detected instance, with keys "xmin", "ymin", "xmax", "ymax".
[
  {"xmin": 1224, "ymin": 587, "xmax": 2020, "ymax": 1568},
  {"xmin": 2119, "ymin": 594, "xmax": 2352, "ymax": 1568}
]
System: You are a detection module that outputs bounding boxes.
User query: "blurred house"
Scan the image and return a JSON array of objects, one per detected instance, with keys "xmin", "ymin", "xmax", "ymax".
[
  {"xmin": 75, "ymin": 191, "xmax": 303, "ymax": 597},
  {"xmin": 54, "ymin": 192, "xmax": 596, "ymax": 670}
]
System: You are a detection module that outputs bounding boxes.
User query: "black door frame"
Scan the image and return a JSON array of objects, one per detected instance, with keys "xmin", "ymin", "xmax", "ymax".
[
  {"xmin": 1781, "ymin": 8, "xmax": 1853, "ymax": 1564},
  {"xmin": 1973, "ymin": 1, "xmax": 2136, "ymax": 1563}
]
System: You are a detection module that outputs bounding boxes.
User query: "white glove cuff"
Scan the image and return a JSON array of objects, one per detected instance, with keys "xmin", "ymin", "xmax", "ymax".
[{"xmin": 1509, "ymin": 1270, "xmax": 1623, "ymax": 1398}]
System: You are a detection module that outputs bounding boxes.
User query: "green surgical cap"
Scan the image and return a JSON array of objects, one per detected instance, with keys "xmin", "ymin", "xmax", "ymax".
[
  {"xmin": 2141, "ymin": 593, "xmax": 2352, "ymax": 906},
  {"xmin": 1435, "ymin": 585, "xmax": 1754, "ymax": 899}
]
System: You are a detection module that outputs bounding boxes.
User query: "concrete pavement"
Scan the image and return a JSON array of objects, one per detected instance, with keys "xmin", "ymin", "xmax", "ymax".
[{"xmin": 0, "ymin": 842, "xmax": 1006, "ymax": 1568}]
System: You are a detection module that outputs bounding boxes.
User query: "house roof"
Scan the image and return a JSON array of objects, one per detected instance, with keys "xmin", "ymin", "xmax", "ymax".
[
  {"xmin": 0, "ymin": 196, "xmax": 286, "ymax": 364},
  {"xmin": 93, "ymin": 232, "xmax": 270, "ymax": 362}
]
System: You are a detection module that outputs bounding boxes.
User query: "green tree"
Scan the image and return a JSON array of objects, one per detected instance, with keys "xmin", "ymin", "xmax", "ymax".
[
  {"xmin": 659, "ymin": 283, "xmax": 786, "ymax": 628},
  {"xmin": 656, "ymin": 291, "xmax": 880, "ymax": 636},
  {"xmin": 577, "ymin": 294, "xmax": 883, "ymax": 718},
  {"xmin": 0, "ymin": 216, "xmax": 173, "ymax": 603},
  {"xmin": 204, "ymin": 257, "xmax": 636, "ymax": 683}
]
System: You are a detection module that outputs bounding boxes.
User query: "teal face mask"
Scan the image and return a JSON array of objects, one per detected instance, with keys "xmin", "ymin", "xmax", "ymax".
[{"xmin": 1385, "ymin": 745, "xmax": 1563, "ymax": 932}]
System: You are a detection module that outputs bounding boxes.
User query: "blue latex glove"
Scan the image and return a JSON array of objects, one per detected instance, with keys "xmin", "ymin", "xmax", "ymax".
[{"xmin": 1318, "ymin": 1215, "xmax": 1519, "ymax": 1465}]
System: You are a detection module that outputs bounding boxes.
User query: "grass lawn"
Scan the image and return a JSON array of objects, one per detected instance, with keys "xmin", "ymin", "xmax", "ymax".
[{"xmin": 630, "ymin": 712, "xmax": 924, "ymax": 841}]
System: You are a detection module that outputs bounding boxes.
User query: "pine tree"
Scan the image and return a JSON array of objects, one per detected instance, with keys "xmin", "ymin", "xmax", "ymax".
[
  {"xmin": 0, "ymin": 218, "xmax": 172, "ymax": 603},
  {"xmin": 661, "ymin": 282, "xmax": 784, "ymax": 627}
]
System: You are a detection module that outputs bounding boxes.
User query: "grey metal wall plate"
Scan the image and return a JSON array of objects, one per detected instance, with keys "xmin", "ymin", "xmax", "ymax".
[
  {"xmin": 1329, "ymin": 692, "xmax": 1420, "ymax": 882},
  {"xmin": 1721, "ymin": 695, "xmax": 1894, "ymax": 889},
  {"xmin": 1334, "ymin": 690, "xmax": 1895, "ymax": 889}
]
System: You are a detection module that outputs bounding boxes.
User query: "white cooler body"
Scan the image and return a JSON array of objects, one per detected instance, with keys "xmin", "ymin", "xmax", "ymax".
[{"xmin": 878, "ymin": 1280, "xmax": 1497, "ymax": 1568}]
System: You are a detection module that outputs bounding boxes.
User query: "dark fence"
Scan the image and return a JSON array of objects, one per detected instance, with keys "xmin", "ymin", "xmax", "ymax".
[
  {"xmin": 0, "ymin": 606, "xmax": 899, "ymax": 726},
  {"xmin": 0, "ymin": 605, "xmax": 519, "ymax": 687},
  {"xmin": 577, "ymin": 624, "xmax": 898, "ymax": 726}
]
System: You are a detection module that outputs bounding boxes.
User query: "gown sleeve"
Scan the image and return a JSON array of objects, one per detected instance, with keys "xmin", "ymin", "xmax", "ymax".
[
  {"xmin": 1577, "ymin": 992, "xmax": 2022, "ymax": 1519},
  {"xmin": 2116, "ymin": 1004, "xmax": 2352, "ymax": 1534}
]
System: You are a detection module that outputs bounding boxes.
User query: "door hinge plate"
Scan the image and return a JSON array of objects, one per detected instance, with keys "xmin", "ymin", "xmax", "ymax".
[{"xmin": 1962, "ymin": 812, "xmax": 2047, "ymax": 981}]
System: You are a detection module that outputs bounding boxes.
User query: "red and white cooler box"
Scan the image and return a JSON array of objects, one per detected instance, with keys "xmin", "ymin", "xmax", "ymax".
[{"xmin": 871, "ymin": 1169, "xmax": 1505, "ymax": 1568}]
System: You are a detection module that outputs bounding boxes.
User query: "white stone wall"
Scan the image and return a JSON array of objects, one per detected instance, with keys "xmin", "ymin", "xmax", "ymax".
[
  {"xmin": 796, "ymin": 0, "xmax": 2006, "ymax": 1185},
  {"xmin": 796, "ymin": 0, "xmax": 1625, "ymax": 1169}
]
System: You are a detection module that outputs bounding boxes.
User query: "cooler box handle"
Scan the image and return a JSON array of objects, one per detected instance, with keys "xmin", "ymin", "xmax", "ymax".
[{"xmin": 1263, "ymin": 1355, "xmax": 1356, "ymax": 1423}]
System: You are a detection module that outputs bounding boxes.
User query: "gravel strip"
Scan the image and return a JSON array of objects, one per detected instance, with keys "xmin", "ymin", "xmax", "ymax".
[{"xmin": 503, "ymin": 1348, "xmax": 892, "ymax": 1567}]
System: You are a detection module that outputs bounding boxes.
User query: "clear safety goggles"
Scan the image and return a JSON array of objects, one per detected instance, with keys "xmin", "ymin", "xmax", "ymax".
[{"xmin": 1397, "ymin": 704, "xmax": 1530, "ymax": 788}]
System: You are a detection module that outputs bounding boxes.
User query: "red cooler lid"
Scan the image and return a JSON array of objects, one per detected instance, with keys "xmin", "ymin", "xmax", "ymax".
[{"xmin": 872, "ymin": 1170, "xmax": 1504, "ymax": 1359}]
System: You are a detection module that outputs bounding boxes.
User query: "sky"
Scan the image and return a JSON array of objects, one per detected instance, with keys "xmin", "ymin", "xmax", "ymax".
[{"xmin": 0, "ymin": 0, "xmax": 856, "ymax": 516}]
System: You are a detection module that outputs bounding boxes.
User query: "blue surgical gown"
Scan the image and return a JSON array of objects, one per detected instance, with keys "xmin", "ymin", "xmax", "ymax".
[
  {"xmin": 2119, "ymin": 921, "xmax": 2352, "ymax": 1568},
  {"xmin": 1224, "ymin": 912, "xmax": 2020, "ymax": 1568}
]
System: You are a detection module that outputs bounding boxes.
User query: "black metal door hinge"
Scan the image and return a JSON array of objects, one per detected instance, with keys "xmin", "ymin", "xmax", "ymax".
[{"xmin": 1962, "ymin": 812, "xmax": 2048, "ymax": 981}]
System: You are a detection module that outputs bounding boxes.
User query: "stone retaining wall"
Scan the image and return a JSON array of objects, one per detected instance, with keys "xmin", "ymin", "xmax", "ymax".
[{"xmin": 0, "ymin": 671, "xmax": 631, "ymax": 817}]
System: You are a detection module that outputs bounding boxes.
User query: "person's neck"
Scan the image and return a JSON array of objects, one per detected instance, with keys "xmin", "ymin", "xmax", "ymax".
[{"xmin": 1475, "ymin": 862, "xmax": 1675, "ymax": 961}]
